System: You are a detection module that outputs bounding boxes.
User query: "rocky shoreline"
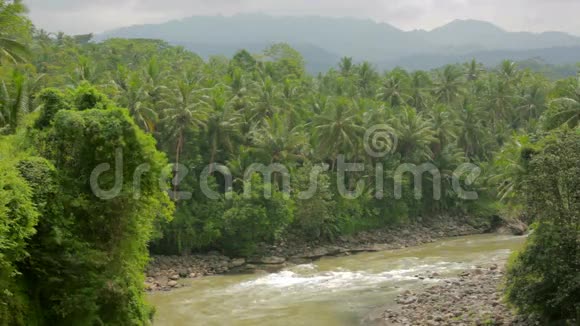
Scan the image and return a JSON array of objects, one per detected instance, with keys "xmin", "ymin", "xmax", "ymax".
[
  {"xmin": 145, "ymin": 216, "xmax": 498, "ymax": 291},
  {"xmin": 362, "ymin": 264, "xmax": 539, "ymax": 326}
]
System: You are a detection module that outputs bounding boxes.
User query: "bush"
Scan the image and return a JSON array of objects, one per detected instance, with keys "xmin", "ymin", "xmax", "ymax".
[
  {"xmin": 504, "ymin": 130, "xmax": 580, "ymax": 323},
  {"xmin": 292, "ymin": 165, "xmax": 338, "ymax": 241},
  {"xmin": 505, "ymin": 223, "xmax": 579, "ymax": 323},
  {"xmin": 220, "ymin": 174, "xmax": 294, "ymax": 256},
  {"xmin": 19, "ymin": 89, "xmax": 174, "ymax": 325},
  {"xmin": 0, "ymin": 160, "xmax": 39, "ymax": 326}
]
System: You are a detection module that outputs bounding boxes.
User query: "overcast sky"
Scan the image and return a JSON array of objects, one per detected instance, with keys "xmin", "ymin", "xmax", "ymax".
[{"xmin": 24, "ymin": 0, "xmax": 580, "ymax": 36}]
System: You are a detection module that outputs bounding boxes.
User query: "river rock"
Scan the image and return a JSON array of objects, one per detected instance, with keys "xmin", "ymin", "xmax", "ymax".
[
  {"xmin": 300, "ymin": 247, "xmax": 330, "ymax": 259},
  {"xmin": 397, "ymin": 296, "xmax": 417, "ymax": 305},
  {"xmin": 167, "ymin": 280, "xmax": 178, "ymax": 287},
  {"xmin": 259, "ymin": 256, "xmax": 286, "ymax": 264},
  {"xmin": 509, "ymin": 221, "xmax": 528, "ymax": 235},
  {"xmin": 288, "ymin": 257, "xmax": 312, "ymax": 265},
  {"xmin": 230, "ymin": 258, "xmax": 246, "ymax": 267},
  {"xmin": 366, "ymin": 265, "xmax": 540, "ymax": 326}
]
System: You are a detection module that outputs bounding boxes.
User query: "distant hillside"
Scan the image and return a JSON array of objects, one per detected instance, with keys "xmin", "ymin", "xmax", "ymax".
[
  {"xmin": 384, "ymin": 46, "xmax": 580, "ymax": 71},
  {"xmin": 97, "ymin": 14, "xmax": 580, "ymax": 72},
  {"xmin": 173, "ymin": 41, "xmax": 339, "ymax": 73}
]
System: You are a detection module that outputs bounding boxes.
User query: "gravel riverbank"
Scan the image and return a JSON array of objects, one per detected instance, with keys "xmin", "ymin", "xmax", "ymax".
[{"xmin": 362, "ymin": 264, "xmax": 539, "ymax": 326}]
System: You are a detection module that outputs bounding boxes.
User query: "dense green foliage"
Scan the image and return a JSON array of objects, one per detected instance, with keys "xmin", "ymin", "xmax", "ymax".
[
  {"xmin": 5, "ymin": 18, "xmax": 580, "ymax": 259},
  {"xmin": 0, "ymin": 2, "xmax": 578, "ymax": 324},
  {"xmin": 0, "ymin": 157, "xmax": 39, "ymax": 325},
  {"xmin": 504, "ymin": 130, "xmax": 579, "ymax": 323},
  {"xmin": 0, "ymin": 4, "xmax": 174, "ymax": 323},
  {"xmin": 0, "ymin": 85, "xmax": 173, "ymax": 325}
]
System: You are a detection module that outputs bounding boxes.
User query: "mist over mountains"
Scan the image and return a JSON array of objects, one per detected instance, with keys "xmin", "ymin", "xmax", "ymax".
[{"xmin": 97, "ymin": 14, "xmax": 580, "ymax": 72}]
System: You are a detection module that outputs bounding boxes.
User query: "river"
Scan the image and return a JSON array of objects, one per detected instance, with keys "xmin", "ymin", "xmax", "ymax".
[{"xmin": 148, "ymin": 234, "xmax": 525, "ymax": 326}]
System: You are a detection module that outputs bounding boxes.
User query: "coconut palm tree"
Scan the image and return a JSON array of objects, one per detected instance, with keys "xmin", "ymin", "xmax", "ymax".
[
  {"xmin": 465, "ymin": 59, "xmax": 483, "ymax": 82},
  {"xmin": 428, "ymin": 104, "xmax": 458, "ymax": 155},
  {"xmin": 251, "ymin": 76, "xmax": 281, "ymax": 123},
  {"xmin": 548, "ymin": 97, "xmax": 580, "ymax": 129},
  {"xmin": 391, "ymin": 107, "xmax": 436, "ymax": 161},
  {"xmin": 112, "ymin": 69, "xmax": 157, "ymax": 132},
  {"xmin": 377, "ymin": 70, "xmax": 409, "ymax": 108},
  {"xmin": 0, "ymin": 70, "xmax": 27, "ymax": 133},
  {"xmin": 434, "ymin": 65, "xmax": 464, "ymax": 105},
  {"xmin": 68, "ymin": 56, "xmax": 98, "ymax": 87},
  {"xmin": 143, "ymin": 56, "xmax": 168, "ymax": 107},
  {"xmin": 314, "ymin": 98, "xmax": 364, "ymax": 166},
  {"xmin": 489, "ymin": 135, "xmax": 535, "ymax": 204},
  {"xmin": 0, "ymin": 0, "xmax": 30, "ymax": 64},
  {"xmin": 516, "ymin": 82, "xmax": 547, "ymax": 126},
  {"xmin": 408, "ymin": 71, "xmax": 432, "ymax": 111},
  {"xmin": 338, "ymin": 56, "xmax": 354, "ymax": 77},
  {"xmin": 357, "ymin": 61, "xmax": 378, "ymax": 97},
  {"xmin": 202, "ymin": 87, "xmax": 242, "ymax": 169},
  {"xmin": 547, "ymin": 77, "xmax": 580, "ymax": 129},
  {"xmin": 484, "ymin": 76, "xmax": 515, "ymax": 129},
  {"xmin": 309, "ymin": 93, "xmax": 330, "ymax": 116},
  {"xmin": 457, "ymin": 100, "xmax": 488, "ymax": 159},
  {"xmin": 250, "ymin": 114, "xmax": 308, "ymax": 164},
  {"xmin": 162, "ymin": 80, "xmax": 208, "ymax": 195},
  {"xmin": 431, "ymin": 144, "xmax": 466, "ymax": 210},
  {"xmin": 498, "ymin": 60, "xmax": 520, "ymax": 86}
]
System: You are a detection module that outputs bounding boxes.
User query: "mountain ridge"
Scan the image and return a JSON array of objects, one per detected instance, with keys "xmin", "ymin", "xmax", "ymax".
[{"xmin": 96, "ymin": 14, "xmax": 580, "ymax": 72}]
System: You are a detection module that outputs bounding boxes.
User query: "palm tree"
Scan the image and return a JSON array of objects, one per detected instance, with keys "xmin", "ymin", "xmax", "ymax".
[
  {"xmin": 408, "ymin": 71, "xmax": 432, "ymax": 111},
  {"xmin": 489, "ymin": 135, "xmax": 534, "ymax": 204},
  {"xmin": 484, "ymin": 76, "xmax": 515, "ymax": 129},
  {"xmin": 250, "ymin": 114, "xmax": 307, "ymax": 164},
  {"xmin": 68, "ymin": 56, "xmax": 98, "ymax": 87},
  {"xmin": 112, "ymin": 70, "xmax": 158, "ymax": 132},
  {"xmin": 314, "ymin": 98, "xmax": 364, "ymax": 166},
  {"xmin": 377, "ymin": 70, "xmax": 409, "ymax": 108},
  {"xmin": 251, "ymin": 77, "xmax": 281, "ymax": 123},
  {"xmin": 498, "ymin": 60, "xmax": 520, "ymax": 86},
  {"xmin": 547, "ymin": 77, "xmax": 580, "ymax": 129},
  {"xmin": 548, "ymin": 97, "xmax": 580, "ymax": 129},
  {"xmin": 33, "ymin": 28, "xmax": 52, "ymax": 45},
  {"xmin": 162, "ymin": 80, "xmax": 208, "ymax": 195},
  {"xmin": 202, "ymin": 87, "xmax": 241, "ymax": 169},
  {"xmin": 465, "ymin": 59, "xmax": 483, "ymax": 82},
  {"xmin": 143, "ymin": 56, "xmax": 168, "ymax": 107},
  {"xmin": 228, "ymin": 68, "xmax": 248, "ymax": 101},
  {"xmin": 457, "ymin": 100, "xmax": 487, "ymax": 159},
  {"xmin": 391, "ymin": 107, "xmax": 436, "ymax": 161},
  {"xmin": 428, "ymin": 104, "xmax": 458, "ymax": 155},
  {"xmin": 357, "ymin": 61, "xmax": 377, "ymax": 97},
  {"xmin": 431, "ymin": 144, "xmax": 466, "ymax": 210},
  {"xmin": 0, "ymin": 0, "xmax": 30, "ymax": 64},
  {"xmin": 309, "ymin": 93, "xmax": 330, "ymax": 115},
  {"xmin": 434, "ymin": 65, "xmax": 464, "ymax": 105},
  {"xmin": 338, "ymin": 57, "xmax": 354, "ymax": 76},
  {"xmin": 516, "ymin": 82, "xmax": 547, "ymax": 126},
  {"xmin": 0, "ymin": 70, "xmax": 27, "ymax": 133}
]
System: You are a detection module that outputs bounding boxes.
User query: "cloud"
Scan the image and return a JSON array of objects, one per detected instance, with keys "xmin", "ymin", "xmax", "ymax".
[{"xmin": 23, "ymin": 0, "xmax": 580, "ymax": 36}]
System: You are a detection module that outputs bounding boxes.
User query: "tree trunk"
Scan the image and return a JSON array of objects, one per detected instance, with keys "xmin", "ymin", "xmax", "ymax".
[{"xmin": 173, "ymin": 130, "xmax": 183, "ymax": 200}]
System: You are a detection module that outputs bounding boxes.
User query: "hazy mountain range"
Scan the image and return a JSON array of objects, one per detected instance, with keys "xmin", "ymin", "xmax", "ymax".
[{"xmin": 97, "ymin": 14, "xmax": 580, "ymax": 72}]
